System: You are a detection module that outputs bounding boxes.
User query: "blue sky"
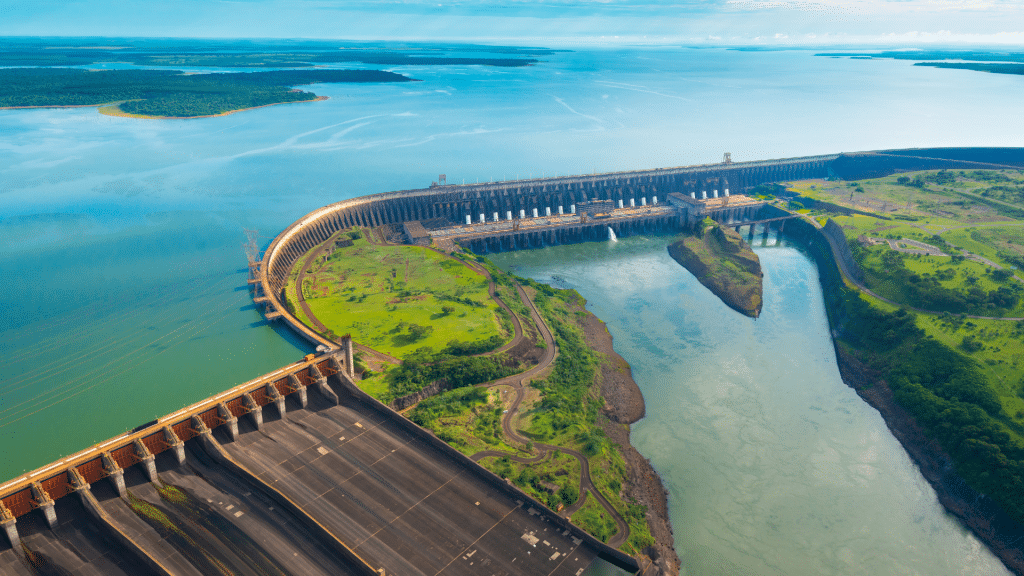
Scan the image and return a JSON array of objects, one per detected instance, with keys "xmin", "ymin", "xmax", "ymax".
[{"xmin": 1, "ymin": 0, "xmax": 1022, "ymax": 46}]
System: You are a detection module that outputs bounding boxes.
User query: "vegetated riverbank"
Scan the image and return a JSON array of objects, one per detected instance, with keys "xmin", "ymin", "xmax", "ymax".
[
  {"xmin": 784, "ymin": 213, "xmax": 1024, "ymax": 576},
  {"xmin": 582, "ymin": 311, "xmax": 680, "ymax": 576},
  {"xmin": 280, "ymin": 233, "xmax": 679, "ymax": 572},
  {"xmin": 667, "ymin": 222, "xmax": 763, "ymax": 318}
]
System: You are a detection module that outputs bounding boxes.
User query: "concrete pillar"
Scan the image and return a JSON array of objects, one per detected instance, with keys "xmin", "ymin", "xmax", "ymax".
[
  {"xmin": 702, "ymin": 191, "xmax": 707, "ymax": 199},
  {"xmin": 519, "ymin": 209, "xmax": 525, "ymax": 219},
  {"xmin": 102, "ymin": 452, "xmax": 126, "ymax": 497},
  {"xmin": 465, "ymin": 215, "xmax": 472, "ymax": 225},
  {"xmin": 243, "ymin": 393, "xmax": 263, "ymax": 431},
  {"xmin": 289, "ymin": 374, "xmax": 308, "ymax": 408},
  {"xmin": 218, "ymin": 403, "xmax": 239, "ymax": 441},
  {"xmin": 311, "ymin": 363, "xmax": 340, "ymax": 405},
  {"xmin": 134, "ymin": 440, "xmax": 157, "ymax": 483},
  {"xmin": 1, "ymin": 502, "xmax": 20, "ymax": 550},
  {"xmin": 532, "ymin": 208, "xmax": 538, "ymax": 218},
  {"xmin": 479, "ymin": 213, "xmax": 485, "ymax": 223},
  {"xmin": 630, "ymin": 198, "xmax": 636, "ymax": 207},
  {"xmin": 713, "ymin": 190, "xmax": 719, "ymax": 198},
  {"xmin": 30, "ymin": 482, "xmax": 56, "ymax": 530},
  {"xmin": 507, "ymin": 210, "xmax": 513, "ymax": 221},
  {"xmin": 343, "ymin": 336, "xmax": 354, "ymax": 378},
  {"xmin": 68, "ymin": 467, "xmax": 89, "ymax": 493},
  {"xmin": 267, "ymin": 383, "xmax": 286, "ymax": 417},
  {"xmin": 653, "ymin": 195, "xmax": 658, "ymax": 204},
  {"xmin": 690, "ymin": 191, "xmax": 696, "ymax": 199},
  {"xmin": 641, "ymin": 197, "xmax": 647, "ymax": 206},
  {"xmin": 163, "ymin": 426, "xmax": 185, "ymax": 465},
  {"xmin": 558, "ymin": 205, "xmax": 563, "ymax": 215},
  {"xmin": 493, "ymin": 212, "xmax": 499, "ymax": 222},
  {"xmin": 725, "ymin": 189, "xmax": 730, "ymax": 196},
  {"xmin": 570, "ymin": 204, "xmax": 576, "ymax": 214},
  {"xmin": 192, "ymin": 415, "xmax": 210, "ymax": 437}
]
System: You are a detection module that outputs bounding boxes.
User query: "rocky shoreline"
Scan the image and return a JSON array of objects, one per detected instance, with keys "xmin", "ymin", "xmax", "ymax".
[
  {"xmin": 667, "ymin": 225, "xmax": 763, "ymax": 318},
  {"xmin": 835, "ymin": 346, "xmax": 1024, "ymax": 576},
  {"xmin": 581, "ymin": 312, "xmax": 681, "ymax": 576}
]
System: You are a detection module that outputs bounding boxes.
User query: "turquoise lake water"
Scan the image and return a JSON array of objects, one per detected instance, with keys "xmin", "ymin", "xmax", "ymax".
[{"xmin": 2, "ymin": 45, "xmax": 1022, "ymax": 573}]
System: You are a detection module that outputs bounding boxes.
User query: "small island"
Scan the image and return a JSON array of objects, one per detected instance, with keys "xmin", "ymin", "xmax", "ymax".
[
  {"xmin": 0, "ymin": 68, "xmax": 414, "ymax": 118},
  {"xmin": 667, "ymin": 221, "xmax": 764, "ymax": 317}
]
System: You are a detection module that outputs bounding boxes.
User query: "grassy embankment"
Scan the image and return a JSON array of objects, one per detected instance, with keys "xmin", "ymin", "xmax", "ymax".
[
  {"xmin": 410, "ymin": 263, "xmax": 656, "ymax": 553},
  {"xmin": 667, "ymin": 220, "xmax": 763, "ymax": 317},
  {"xmin": 283, "ymin": 233, "xmax": 515, "ymax": 403},
  {"xmin": 785, "ymin": 170, "xmax": 1024, "ymax": 524},
  {"xmin": 285, "ymin": 234, "xmax": 652, "ymax": 550}
]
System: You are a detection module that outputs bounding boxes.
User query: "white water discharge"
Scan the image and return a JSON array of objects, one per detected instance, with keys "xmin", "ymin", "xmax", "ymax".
[{"xmin": 608, "ymin": 227, "xmax": 618, "ymax": 242}]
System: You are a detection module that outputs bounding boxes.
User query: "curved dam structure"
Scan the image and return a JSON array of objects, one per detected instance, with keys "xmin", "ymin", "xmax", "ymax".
[{"xmin": 5, "ymin": 146, "xmax": 1023, "ymax": 576}]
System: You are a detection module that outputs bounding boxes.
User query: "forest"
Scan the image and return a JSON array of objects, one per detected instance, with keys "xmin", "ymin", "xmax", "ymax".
[{"xmin": 0, "ymin": 68, "xmax": 413, "ymax": 117}]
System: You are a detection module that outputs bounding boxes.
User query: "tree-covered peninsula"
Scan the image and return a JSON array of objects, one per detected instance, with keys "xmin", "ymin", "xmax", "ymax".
[{"xmin": 0, "ymin": 68, "xmax": 413, "ymax": 118}]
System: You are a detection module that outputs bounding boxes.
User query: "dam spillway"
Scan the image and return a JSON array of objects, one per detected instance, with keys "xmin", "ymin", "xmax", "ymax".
[
  {"xmin": 0, "ymin": 346, "xmax": 631, "ymax": 575},
  {"xmin": 7, "ymin": 146, "xmax": 1024, "ymax": 576}
]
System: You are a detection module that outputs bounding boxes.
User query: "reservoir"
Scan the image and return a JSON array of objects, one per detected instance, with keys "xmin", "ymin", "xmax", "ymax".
[
  {"xmin": 491, "ymin": 234, "xmax": 1011, "ymax": 575},
  {"xmin": 2, "ymin": 45, "xmax": 1023, "ymax": 573}
]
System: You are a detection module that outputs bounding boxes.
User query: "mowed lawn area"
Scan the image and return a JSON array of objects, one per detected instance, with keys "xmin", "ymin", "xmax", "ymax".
[{"xmin": 293, "ymin": 236, "xmax": 505, "ymax": 358}]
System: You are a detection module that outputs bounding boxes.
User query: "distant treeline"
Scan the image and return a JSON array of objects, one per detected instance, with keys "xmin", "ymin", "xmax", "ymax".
[
  {"xmin": 0, "ymin": 68, "xmax": 413, "ymax": 117},
  {"xmin": 0, "ymin": 50, "xmax": 538, "ymax": 68},
  {"xmin": 913, "ymin": 62, "xmax": 1024, "ymax": 77},
  {"xmin": 815, "ymin": 51, "xmax": 1024, "ymax": 77},
  {"xmin": 817, "ymin": 50, "xmax": 1024, "ymax": 63}
]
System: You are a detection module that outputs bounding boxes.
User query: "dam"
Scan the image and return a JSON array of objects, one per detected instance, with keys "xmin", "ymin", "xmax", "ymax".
[{"xmin": 4, "ymin": 146, "xmax": 1023, "ymax": 576}]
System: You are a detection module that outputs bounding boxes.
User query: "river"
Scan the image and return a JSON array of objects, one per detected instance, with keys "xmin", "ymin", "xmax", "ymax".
[
  {"xmin": 492, "ymin": 232, "xmax": 1011, "ymax": 575},
  {"xmin": 2, "ymin": 44, "xmax": 1022, "ymax": 573}
]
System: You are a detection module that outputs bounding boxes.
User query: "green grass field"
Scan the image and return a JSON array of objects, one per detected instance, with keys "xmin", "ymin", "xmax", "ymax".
[
  {"xmin": 288, "ymin": 235, "xmax": 506, "ymax": 358},
  {"xmin": 789, "ymin": 169, "xmax": 1024, "ymax": 435}
]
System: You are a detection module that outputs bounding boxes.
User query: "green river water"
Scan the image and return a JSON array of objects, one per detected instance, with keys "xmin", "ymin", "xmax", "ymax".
[{"xmin": 491, "ymin": 232, "xmax": 1010, "ymax": 576}]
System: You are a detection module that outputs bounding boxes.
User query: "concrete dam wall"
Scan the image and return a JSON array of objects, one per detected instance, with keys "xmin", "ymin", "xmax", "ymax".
[{"xmin": 0, "ymin": 351, "xmax": 630, "ymax": 576}]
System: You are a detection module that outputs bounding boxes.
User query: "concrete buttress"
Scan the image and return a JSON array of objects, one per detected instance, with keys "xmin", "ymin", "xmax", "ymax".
[
  {"xmin": 102, "ymin": 451, "xmax": 126, "ymax": 497},
  {"xmin": 0, "ymin": 501, "xmax": 19, "ymax": 551},
  {"xmin": 243, "ymin": 393, "xmax": 263, "ymax": 430},
  {"xmin": 30, "ymin": 482, "xmax": 56, "ymax": 530},
  {"xmin": 289, "ymin": 374, "xmax": 308, "ymax": 408},
  {"xmin": 218, "ymin": 403, "xmax": 239, "ymax": 441},
  {"xmin": 310, "ymin": 364, "xmax": 339, "ymax": 405},
  {"xmin": 163, "ymin": 426, "xmax": 185, "ymax": 465},
  {"xmin": 266, "ymin": 383, "xmax": 286, "ymax": 417},
  {"xmin": 134, "ymin": 439, "xmax": 158, "ymax": 483}
]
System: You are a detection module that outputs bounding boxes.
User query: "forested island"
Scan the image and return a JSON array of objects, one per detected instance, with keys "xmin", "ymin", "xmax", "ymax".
[
  {"xmin": 0, "ymin": 68, "xmax": 413, "ymax": 118},
  {"xmin": 279, "ymin": 231, "xmax": 679, "ymax": 575},
  {"xmin": 0, "ymin": 37, "xmax": 545, "ymax": 68},
  {"xmin": 781, "ymin": 170, "xmax": 1024, "ymax": 573},
  {"xmin": 667, "ymin": 221, "xmax": 764, "ymax": 318},
  {"xmin": 817, "ymin": 50, "xmax": 1024, "ymax": 76}
]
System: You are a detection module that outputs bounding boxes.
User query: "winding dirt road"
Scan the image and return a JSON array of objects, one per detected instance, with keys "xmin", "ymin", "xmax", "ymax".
[
  {"xmin": 293, "ymin": 227, "xmax": 630, "ymax": 547},
  {"xmin": 470, "ymin": 283, "xmax": 631, "ymax": 548}
]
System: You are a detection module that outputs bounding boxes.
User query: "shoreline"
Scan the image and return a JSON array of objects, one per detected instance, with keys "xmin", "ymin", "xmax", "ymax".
[
  {"xmin": 0, "ymin": 96, "xmax": 330, "ymax": 118},
  {"xmin": 834, "ymin": 347, "xmax": 1024, "ymax": 575},
  {"xmin": 785, "ymin": 216, "xmax": 1024, "ymax": 576},
  {"xmin": 581, "ymin": 311, "xmax": 681, "ymax": 575},
  {"xmin": 97, "ymin": 96, "xmax": 330, "ymax": 119},
  {"xmin": 666, "ymin": 226, "xmax": 763, "ymax": 318}
]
